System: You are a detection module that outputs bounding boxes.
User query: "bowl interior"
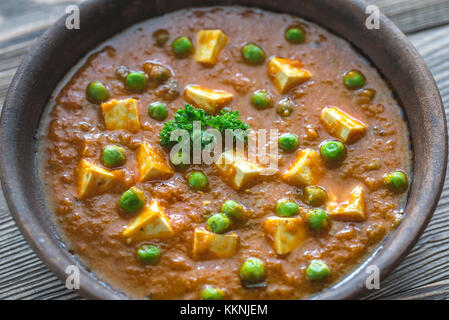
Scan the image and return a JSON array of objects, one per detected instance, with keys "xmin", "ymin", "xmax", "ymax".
[{"xmin": 0, "ymin": 0, "xmax": 446, "ymax": 299}]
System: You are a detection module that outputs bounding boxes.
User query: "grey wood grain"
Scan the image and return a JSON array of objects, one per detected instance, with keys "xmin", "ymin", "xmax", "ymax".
[
  {"xmin": 371, "ymin": 0, "xmax": 449, "ymax": 33},
  {"xmin": 0, "ymin": 0, "xmax": 448, "ymax": 300}
]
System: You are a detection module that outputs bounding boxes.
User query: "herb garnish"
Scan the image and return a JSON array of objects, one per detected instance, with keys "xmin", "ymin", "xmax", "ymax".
[{"xmin": 159, "ymin": 104, "xmax": 250, "ymax": 150}]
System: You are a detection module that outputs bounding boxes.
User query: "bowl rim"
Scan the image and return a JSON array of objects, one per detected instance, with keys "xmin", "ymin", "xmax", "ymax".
[{"xmin": 0, "ymin": 0, "xmax": 447, "ymax": 300}]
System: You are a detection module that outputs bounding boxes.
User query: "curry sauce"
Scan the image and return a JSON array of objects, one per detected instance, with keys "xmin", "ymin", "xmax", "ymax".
[{"xmin": 38, "ymin": 7, "xmax": 412, "ymax": 299}]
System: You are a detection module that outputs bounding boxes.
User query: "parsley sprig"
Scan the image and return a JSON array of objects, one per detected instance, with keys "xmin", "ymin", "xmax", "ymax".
[{"xmin": 159, "ymin": 104, "xmax": 250, "ymax": 149}]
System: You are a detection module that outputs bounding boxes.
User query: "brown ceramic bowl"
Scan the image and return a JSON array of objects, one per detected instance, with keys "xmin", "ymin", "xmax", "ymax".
[{"xmin": 0, "ymin": 0, "xmax": 446, "ymax": 300}]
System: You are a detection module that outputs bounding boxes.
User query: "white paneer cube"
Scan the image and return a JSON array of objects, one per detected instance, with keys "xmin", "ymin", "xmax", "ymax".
[
  {"xmin": 136, "ymin": 142, "xmax": 174, "ymax": 182},
  {"xmin": 101, "ymin": 98, "xmax": 140, "ymax": 133},
  {"xmin": 328, "ymin": 185, "xmax": 366, "ymax": 221},
  {"xmin": 281, "ymin": 148, "xmax": 324, "ymax": 186},
  {"xmin": 122, "ymin": 200, "xmax": 174, "ymax": 241},
  {"xmin": 267, "ymin": 57, "xmax": 312, "ymax": 94},
  {"xmin": 320, "ymin": 107, "xmax": 367, "ymax": 143},
  {"xmin": 77, "ymin": 159, "xmax": 122, "ymax": 199},
  {"xmin": 195, "ymin": 29, "xmax": 228, "ymax": 65},
  {"xmin": 184, "ymin": 85, "xmax": 233, "ymax": 114},
  {"xmin": 215, "ymin": 150, "xmax": 264, "ymax": 190},
  {"xmin": 263, "ymin": 216, "xmax": 307, "ymax": 255},
  {"xmin": 192, "ymin": 228, "xmax": 239, "ymax": 260}
]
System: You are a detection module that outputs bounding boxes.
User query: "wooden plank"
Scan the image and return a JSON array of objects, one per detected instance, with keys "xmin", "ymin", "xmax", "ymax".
[
  {"xmin": 0, "ymin": 0, "xmax": 83, "ymax": 49},
  {"xmin": 0, "ymin": 0, "xmax": 448, "ymax": 300},
  {"xmin": 0, "ymin": 186, "xmax": 79, "ymax": 300},
  {"xmin": 372, "ymin": 0, "xmax": 449, "ymax": 33},
  {"xmin": 0, "ymin": 0, "xmax": 448, "ymax": 44}
]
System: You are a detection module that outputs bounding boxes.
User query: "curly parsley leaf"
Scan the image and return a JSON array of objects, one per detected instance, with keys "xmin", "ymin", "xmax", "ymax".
[
  {"xmin": 208, "ymin": 109, "xmax": 250, "ymax": 133},
  {"xmin": 159, "ymin": 104, "xmax": 250, "ymax": 149}
]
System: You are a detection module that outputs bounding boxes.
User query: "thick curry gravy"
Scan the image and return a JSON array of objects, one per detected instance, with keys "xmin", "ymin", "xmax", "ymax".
[{"xmin": 38, "ymin": 7, "xmax": 411, "ymax": 299}]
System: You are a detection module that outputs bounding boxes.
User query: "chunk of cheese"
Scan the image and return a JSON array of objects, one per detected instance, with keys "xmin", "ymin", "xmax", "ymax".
[
  {"xmin": 195, "ymin": 29, "xmax": 228, "ymax": 65},
  {"xmin": 281, "ymin": 149, "xmax": 324, "ymax": 186},
  {"xmin": 320, "ymin": 107, "xmax": 367, "ymax": 143},
  {"xmin": 77, "ymin": 159, "xmax": 122, "ymax": 199},
  {"xmin": 263, "ymin": 216, "xmax": 306, "ymax": 255},
  {"xmin": 122, "ymin": 200, "xmax": 174, "ymax": 241},
  {"xmin": 184, "ymin": 85, "xmax": 233, "ymax": 114},
  {"xmin": 328, "ymin": 185, "xmax": 366, "ymax": 221},
  {"xmin": 136, "ymin": 141, "xmax": 174, "ymax": 182},
  {"xmin": 267, "ymin": 57, "xmax": 312, "ymax": 94},
  {"xmin": 101, "ymin": 98, "xmax": 140, "ymax": 133},
  {"xmin": 192, "ymin": 228, "xmax": 239, "ymax": 259},
  {"xmin": 215, "ymin": 150, "xmax": 265, "ymax": 190}
]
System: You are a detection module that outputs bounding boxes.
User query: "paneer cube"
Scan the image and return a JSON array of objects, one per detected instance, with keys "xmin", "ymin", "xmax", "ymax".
[
  {"xmin": 195, "ymin": 29, "xmax": 228, "ymax": 65},
  {"xmin": 263, "ymin": 217, "xmax": 307, "ymax": 255},
  {"xmin": 267, "ymin": 57, "xmax": 312, "ymax": 94},
  {"xmin": 101, "ymin": 98, "xmax": 140, "ymax": 133},
  {"xmin": 136, "ymin": 142, "xmax": 174, "ymax": 182},
  {"xmin": 215, "ymin": 150, "xmax": 265, "ymax": 190},
  {"xmin": 281, "ymin": 149, "xmax": 324, "ymax": 186},
  {"xmin": 328, "ymin": 185, "xmax": 366, "ymax": 221},
  {"xmin": 192, "ymin": 228, "xmax": 239, "ymax": 259},
  {"xmin": 320, "ymin": 107, "xmax": 367, "ymax": 143},
  {"xmin": 184, "ymin": 85, "xmax": 233, "ymax": 114},
  {"xmin": 77, "ymin": 159, "xmax": 122, "ymax": 199},
  {"xmin": 122, "ymin": 200, "xmax": 174, "ymax": 241}
]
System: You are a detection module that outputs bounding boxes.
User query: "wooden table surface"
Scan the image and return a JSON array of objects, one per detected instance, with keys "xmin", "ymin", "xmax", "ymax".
[{"xmin": 0, "ymin": 0, "xmax": 449, "ymax": 300}]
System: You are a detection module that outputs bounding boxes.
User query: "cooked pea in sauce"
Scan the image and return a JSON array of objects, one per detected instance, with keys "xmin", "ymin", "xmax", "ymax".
[{"xmin": 38, "ymin": 7, "xmax": 412, "ymax": 299}]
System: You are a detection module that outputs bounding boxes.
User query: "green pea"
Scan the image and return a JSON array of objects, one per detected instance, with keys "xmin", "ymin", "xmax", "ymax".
[
  {"xmin": 87, "ymin": 81, "xmax": 109, "ymax": 103},
  {"xmin": 343, "ymin": 70, "xmax": 365, "ymax": 89},
  {"xmin": 201, "ymin": 286, "xmax": 224, "ymax": 300},
  {"xmin": 303, "ymin": 186, "xmax": 327, "ymax": 207},
  {"xmin": 285, "ymin": 27, "xmax": 306, "ymax": 44},
  {"xmin": 101, "ymin": 145, "xmax": 126, "ymax": 168},
  {"xmin": 221, "ymin": 200, "xmax": 245, "ymax": 220},
  {"xmin": 307, "ymin": 208, "xmax": 330, "ymax": 231},
  {"xmin": 120, "ymin": 187, "xmax": 146, "ymax": 213},
  {"xmin": 277, "ymin": 98, "xmax": 294, "ymax": 117},
  {"xmin": 276, "ymin": 199, "xmax": 299, "ymax": 217},
  {"xmin": 148, "ymin": 102, "xmax": 168, "ymax": 121},
  {"xmin": 171, "ymin": 36, "xmax": 193, "ymax": 57},
  {"xmin": 240, "ymin": 258, "xmax": 265, "ymax": 283},
  {"xmin": 241, "ymin": 43, "xmax": 265, "ymax": 65},
  {"xmin": 148, "ymin": 65, "xmax": 171, "ymax": 83},
  {"xmin": 137, "ymin": 244, "xmax": 161, "ymax": 264},
  {"xmin": 187, "ymin": 171, "xmax": 208, "ymax": 191},
  {"xmin": 152, "ymin": 29, "xmax": 170, "ymax": 47},
  {"xmin": 251, "ymin": 90, "xmax": 273, "ymax": 110},
  {"xmin": 306, "ymin": 259, "xmax": 331, "ymax": 281},
  {"xmin": 320, "ymin": 140, "xmax": 345, "ymax": 162},
  {"xmin": 207, "ymin": 213, "xmax": 230, "ymax": 234},
  {"xmin": 125, "ymin": 71, "xmax": 147, "ymax": 92},
  {"xmin": 384, "ymin": 171, "xmax": 408, "ymax": 193},
  {"xmin": 279, "ymin": 133, "xmax": 299, "ymax": 152}
]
